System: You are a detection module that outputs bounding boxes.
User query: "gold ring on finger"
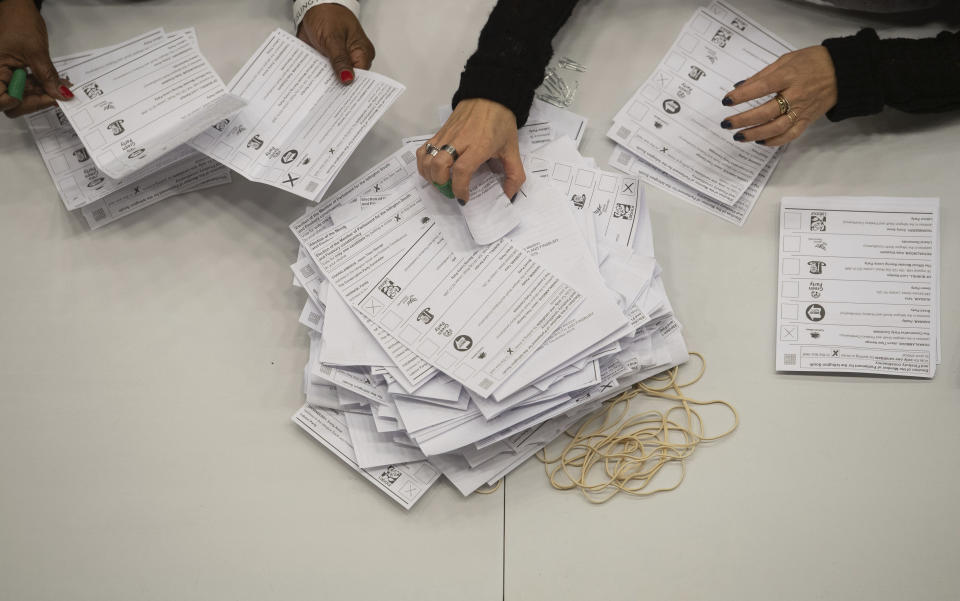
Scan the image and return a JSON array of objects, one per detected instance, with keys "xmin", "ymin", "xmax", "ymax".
[
  {"xmin": 774, "ymin": 93, "xmax": 790, "ymax": 116},
  {"xmin": 786, "ymin": 109, "xmax": 799, "ymax": 124}
]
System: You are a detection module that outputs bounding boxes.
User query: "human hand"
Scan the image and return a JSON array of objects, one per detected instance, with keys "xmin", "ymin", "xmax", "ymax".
[
  {"xmin": 297, "ymin": 3, "xmax": 375, "ymax": 84},
  {"xmin": 0, "ymin": 0, "xmax": 72, "ymax": 118},
  {"xmin": 416, "ymin": 98, "xmax": 525, "ymax": 203},
  {"xmin": 720, "ymin": 45, "xmax": 838, "ymax": 146}
]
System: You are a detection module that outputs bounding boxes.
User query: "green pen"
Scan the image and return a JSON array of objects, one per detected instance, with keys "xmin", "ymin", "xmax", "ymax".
[
  {"xmin": 432, "ymin": 180, "xmax": 455, "ymax": 199},
  {"xmin": 8, "ymin": 68, "xmax": 26, "ymax": 101}
]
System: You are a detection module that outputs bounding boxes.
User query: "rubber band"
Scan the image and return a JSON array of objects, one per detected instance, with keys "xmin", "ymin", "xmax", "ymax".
[
  {"xmin": 537, "ymin": 353, "xmax": 738, "ymax": 503},
  {"xmin": 475, "ymin": 479, "xmax": 503, "ymax": 495}
]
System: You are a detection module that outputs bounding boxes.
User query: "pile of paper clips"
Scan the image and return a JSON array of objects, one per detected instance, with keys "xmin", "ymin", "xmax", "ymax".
[{"xmin": 537, "ymin": 56, "xmax": 586, "ymax": 108}]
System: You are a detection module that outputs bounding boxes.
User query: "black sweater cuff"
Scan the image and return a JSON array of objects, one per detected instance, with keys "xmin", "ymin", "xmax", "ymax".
[{"xmin": 822, "ymin": 29, "xmax": 885, "ymax": 122}]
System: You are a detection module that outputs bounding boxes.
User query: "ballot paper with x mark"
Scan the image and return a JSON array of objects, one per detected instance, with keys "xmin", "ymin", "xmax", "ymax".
[{"xmin": 294, "ymin": 184, "xmax": 584, "ymax": 397}]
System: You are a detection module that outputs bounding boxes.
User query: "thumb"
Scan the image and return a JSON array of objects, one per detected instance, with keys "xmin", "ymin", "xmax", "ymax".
[
  {"xmin": 498, "ymin": 144, "xmax": 526, "ymax": 200},
  {"xmin": 326, "ymin": 33, "xmax": 356, "ymax": 84},
  {"xmin": 28, "ymin": 51, "xmax": 69, "ymax": 100}
]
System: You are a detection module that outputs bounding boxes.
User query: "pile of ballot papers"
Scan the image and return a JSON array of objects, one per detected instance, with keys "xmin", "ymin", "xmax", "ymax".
[
  {"xmin": 606, "ymin": 1, "xmax": 790, "ymax": 226},
  {"xmin": 288, "ymin": 103, "xmax": 693, "ymax": 509},
  {"xmin": 27, "ymin": 27, "xmax": 403, "ymax": 229}
]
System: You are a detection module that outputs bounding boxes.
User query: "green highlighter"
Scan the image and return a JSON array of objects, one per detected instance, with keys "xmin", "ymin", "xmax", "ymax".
[
  {"xmin": 8, "ymin": 68, "xmax": 27, "ymax": 101},
  {"xmin": 432, "ymin": 180, "xmax": 455, "ymax": 199}
]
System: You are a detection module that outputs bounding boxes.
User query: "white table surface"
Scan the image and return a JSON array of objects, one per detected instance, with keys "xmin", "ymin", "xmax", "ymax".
[{"xmin": 0, "ymin": 1, "xmax": 956, "ymax": 600}]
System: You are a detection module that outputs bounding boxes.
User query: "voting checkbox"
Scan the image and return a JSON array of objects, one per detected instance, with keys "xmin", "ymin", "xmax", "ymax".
[
  {"xmin": 783, "ymin": 211, "xmax": 802, "ymax": 230},
  {"xmin": 692, "ymin": 13, "xmax": 711, "ymax": 34},
  {"xmin": 641, "ymin": 84, "xmax": 659, "ymax": 101},
  {"xmin": 575, "ymin": 169, "xmax": 594, "ymax": 188},
  {"xmin": 85, "ymin": 130, "xmax": 105, "ymax": 150},
  {"xmin": 455, "ymin": 365, "xmax": 475, "ymax": 381},
  {"xmin": 400, "ymin": 325, "xmax": 419, "ymax": 344},
  {"xmin": 39, "ymin": 136, "xmax": 59, "ymax": 152},
  {"xmin": 73, "ymin": 109, "xmax": 93, "ymax": 129},
  {"xmin": 598, "ymin": 174, "xmax": 617, "ymax": 193},
  {"xmin": 780, "ymin": 325, "xmax": 798, "ymax": 341},
  {"xmin": 665, "ymin": 52, "xmax": 685, "ymax": 72},
  {"xmin": 233, "ymin": 154, "xmax": 251, "ymax": 170},
  {"xmin": 49, "ymin": 156, "xmax": 69, "ymax": 175},
  {"xmin": 627, "ymin": 102, "xmax": 648, "ymax": 123},
  {"xmin": 781, "ymin": 281, "xmax": 800, "ymax": 298},
  {"xmin": 381, "ymin": 311, "xmax": 403, "ymax": 330},
  {"xmin": 679, "ymin": 33, "xmax": 698, "ymax": 53},
  {"xmin": 783, "ymin": 235, "xmax": 801, "ymax": 252},
  {"xmin": 781, "ymin": 303, "xmax": 798, "ymax": 319},
  {"xmin": 551, "ymin": 163, "xmax": 572, "ymax": 183},
  {"xmin": 418, "ymin": 339, "xmax": 438, "ymax": 357},
  {"xmin": 782, "ymin": 258, "xmax": 800, "ymax": 275},
  {"xmin": 437, "ymin": 353, "xmax": 457, "ymax": 370}
]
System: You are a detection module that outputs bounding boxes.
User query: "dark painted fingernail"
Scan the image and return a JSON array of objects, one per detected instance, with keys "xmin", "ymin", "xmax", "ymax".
[
  {"xmin": 722, "ymin": 96, "xmax": 733, "ymax": 106},
  {"xmin": 339, "ymin": 70, "xmax": 354, "ymax": 83},
  {"xmin": 510, "ymin": 193, "xmax": 517, "ymax": 203},
  {"xmin": 720, "ymin": 120, "xmax": 732, "ymax": 129},
  {"xmin": 733, "ymin": 132, "xmax": 745, "ymax": 141},
  {"xmin": 755, "ymin": 139, "xmax": 766, "ymax": 145},
  {"xmin": 457, "ymin": 198, "xmax": 466, "ymax": 206},
  {"xmin": 734, "ymin": 80, "xmax": 745, "ymax": 87},
  {"xmin": 59, "ymin": 85, "xmax": 74, "ymax": 99}
]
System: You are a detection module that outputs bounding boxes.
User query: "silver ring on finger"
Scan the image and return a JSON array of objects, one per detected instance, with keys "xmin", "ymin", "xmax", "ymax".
[
  {"xmin": 425, "ymin": 143, "xmax": 440, "ymax": 157},
  {"xmin": 440, "ymin": 144, "xmax": 459, "ymax": 161}
]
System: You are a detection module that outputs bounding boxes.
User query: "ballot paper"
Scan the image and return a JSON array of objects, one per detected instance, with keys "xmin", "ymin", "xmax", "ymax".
[
  {"xmin": 191, "ymin": 29, "xmax": 404, "ymax": 200},
  {"xmin": 608, "ymin": 144, "xmax": 783, "ymax": 226},
  {"xmin": 295, "ymin": 184, "xmax": 584, "ymax": 397},
  {"xmin": 80, "ymin": 155, "xmax": 230, "ymax": 229},
  {"xmin": 608, "ymin": 1, "xmax": 790, "ymax": 205},
  {"xmin": 56, "ymin": 29, "xmax": 243, "ymax": 180},
  {"xmin": 776, "ymin": 197, "xmax": 940, "ymax": 378},
  {"xmin": 293, "ymin": 405, "xmax": 440, "ymax": 509},
  {"xmin": 28, "ymin": 30, "xmax": 232, "ymax": 226}
]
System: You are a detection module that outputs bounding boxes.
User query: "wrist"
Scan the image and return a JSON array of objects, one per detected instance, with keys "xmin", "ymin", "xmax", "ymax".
[{"xmin": 293, "ymin": 0, "xmax": 359, "ymax": 29}]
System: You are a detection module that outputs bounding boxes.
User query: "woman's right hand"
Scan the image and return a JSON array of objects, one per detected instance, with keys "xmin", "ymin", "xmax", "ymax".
[
  {"xmin": 0, "ymin": 0, "xmax": 73, "ymax": 118},
  {"xmin": 416, "ymin": 98, "xmax": 526, "ymax": 203}
]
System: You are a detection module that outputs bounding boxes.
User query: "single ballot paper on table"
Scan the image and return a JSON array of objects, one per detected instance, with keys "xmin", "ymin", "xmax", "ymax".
[
  {"xmin": 293, "ymin": 181, "xmax": 584, "ymax": 398},
  {"xmin": 776, "ymin": 197, "xmax": 940, "ymax": 378},
  {"xmin": 55, "ymin": 29, "xmax": 244, "ymax": 180},
  {"xmin": 191, "ymin": 29, "xmax": 404, "ymax": 200},
  {"xmin": 608, "ymin": 1, "xmax": 791, "ymax": 205}
]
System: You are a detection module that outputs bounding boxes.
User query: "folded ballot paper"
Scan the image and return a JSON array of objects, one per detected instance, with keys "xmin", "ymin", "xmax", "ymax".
[
  {"xmin": 607, "ymin": 0, "xmax": 790, "ymax": 226},
  {"xmin": 27, "ymin": 28, "xmax": 233, "ymax": 229},
  {"xmin": 288, "ymin": 118, "xmax": 690, "ymax": 509}
]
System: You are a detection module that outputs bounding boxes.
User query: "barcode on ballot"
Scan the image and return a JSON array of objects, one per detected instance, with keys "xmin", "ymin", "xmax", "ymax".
[
  {"xmin": 92, "ymin": 208, "xmax": 107, "ymax": 222},
  {"xmin": 783, "ymin": 353, "xmax": 797, "ymax": 366}
]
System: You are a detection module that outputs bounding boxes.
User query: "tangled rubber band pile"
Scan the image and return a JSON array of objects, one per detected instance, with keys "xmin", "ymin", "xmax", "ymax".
[{"xmin": 534, "ymin": 353, "xmax": 738, "ymax": 503}]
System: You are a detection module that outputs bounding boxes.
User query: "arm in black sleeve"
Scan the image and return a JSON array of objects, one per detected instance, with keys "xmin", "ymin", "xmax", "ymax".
[
  {"xmin": 451, "ymin": 0, "xmax": 580, "ymax": 127},
  {"xmin": 822, "ymin": 27, "xmax": 960, "ymax": 121}
]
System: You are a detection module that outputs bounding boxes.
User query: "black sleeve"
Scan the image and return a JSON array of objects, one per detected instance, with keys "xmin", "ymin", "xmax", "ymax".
[
  {"xmin": 451, "ymin": 0, "xmax": 580, "ymax": 127},
  {"xmin": 822, "ymin": 27, "xmax": 960, "ymax": 121}
]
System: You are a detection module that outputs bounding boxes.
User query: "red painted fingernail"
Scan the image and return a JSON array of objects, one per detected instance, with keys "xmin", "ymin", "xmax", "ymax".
[
  {"xmin": 59, "ymin": 85, "xmax": 74, "ymax": 99},
  {"xmin": 339, "ymin": 70, "xmax": 353, "ymax": 83}
]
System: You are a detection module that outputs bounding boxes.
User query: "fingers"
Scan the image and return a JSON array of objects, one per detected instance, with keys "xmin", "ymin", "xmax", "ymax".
[
  {"xmin": 429, "ymin": 145, "xmax": 456, "ymax": 187},
  {"xmin": 27, "ymin": 50, "xmax": 69, "ymax": 100},
  {"xmin": 731, "ymin": 114, "xmax": 792, "ymax": 144},
  {"xmin": 325, "ymin": 32, "xmax": 356, "ymax": 84},
  {"xmin": 497, "ymin": 142, "xmax": 525, "ymax": 200},
  {"xmin": 349, "ymin": 43, "xmax": 374, "ymax": 70},
  {"xmin": 4, "ymin": 92, "xmax": 55, "ymax": 117},
  {"xmin": 450, "ymin": 149, "xmax": 487, "ymax": 202},
  {"xmin": 722, "ymin": 69, "xmax": 787, "ymax": 107},
  {"xmin": 722, "ymin": 97, "xmax": 781, "ymax": 130},
  {"xmin": 758, "ymin": 121, "xmax": 807, "ymax": 147}
]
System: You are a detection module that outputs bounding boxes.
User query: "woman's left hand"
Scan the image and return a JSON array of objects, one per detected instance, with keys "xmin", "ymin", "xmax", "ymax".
[{"xmin": 720, "ymin": 45, "xmax": 838, "ymax": 146}]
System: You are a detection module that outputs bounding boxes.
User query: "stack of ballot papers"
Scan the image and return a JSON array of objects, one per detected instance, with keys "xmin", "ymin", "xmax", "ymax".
[
  {"xmin": 287, "ymin": 112, "xmax": 692, "ymax": 509},
  {"xmin": 606, "ymin": 1, "xmax": 790, "ymax": 226},
  {"xmin": 27, "ymin": 27, "xmax": 405, "ymax": 228},
  {"xmin": 26, "ymin": 28, "xmax": 236, "ymax": 229}
]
